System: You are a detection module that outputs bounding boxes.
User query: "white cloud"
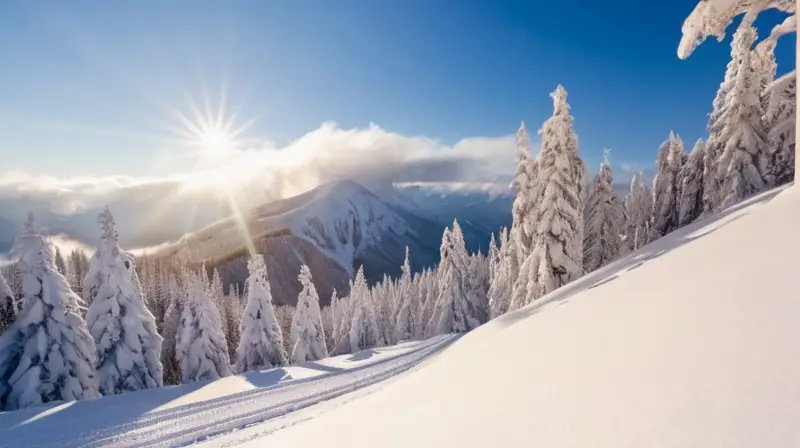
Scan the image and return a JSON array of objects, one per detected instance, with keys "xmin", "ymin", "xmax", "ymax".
[{"xmin": 0, "ymin": 122, "xmax": 518, "ymax": 251}]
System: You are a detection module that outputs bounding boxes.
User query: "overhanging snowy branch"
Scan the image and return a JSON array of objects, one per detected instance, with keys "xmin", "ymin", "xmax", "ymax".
[{"xmin": 678, "ymin": 0, "xmax": 796, "ymax": 59}]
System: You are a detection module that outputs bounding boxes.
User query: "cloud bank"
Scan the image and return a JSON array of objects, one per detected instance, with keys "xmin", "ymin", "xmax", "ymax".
[{"xmin": 0, "ymin": 122, "xmax": 518, "ymax": 251}]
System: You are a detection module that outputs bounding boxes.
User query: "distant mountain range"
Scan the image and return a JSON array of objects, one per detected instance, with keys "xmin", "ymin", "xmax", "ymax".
[{"xmin": 0, "ymin": 178, "xmax": 640, "ymax": 305}]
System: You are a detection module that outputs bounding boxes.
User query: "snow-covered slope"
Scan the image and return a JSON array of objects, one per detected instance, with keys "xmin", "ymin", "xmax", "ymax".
[
  {"xmin": 0, "ymin": 335, "xmax": 457, "ymax": 447},
  {"xmin": 232, "ymin": 185, "xmax": 800, "ymax": 447}
]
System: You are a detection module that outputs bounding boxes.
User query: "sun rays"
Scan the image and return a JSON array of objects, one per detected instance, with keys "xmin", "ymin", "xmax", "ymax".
[{"xmin": 139, "ymin": 87, "xmax": 260, "ymax": 258}]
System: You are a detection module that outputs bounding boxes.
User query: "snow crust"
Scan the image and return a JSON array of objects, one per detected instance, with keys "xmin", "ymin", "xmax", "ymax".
[{"xmin": 242, "ymin": 185, "xmax": 800, "ymax": 447}]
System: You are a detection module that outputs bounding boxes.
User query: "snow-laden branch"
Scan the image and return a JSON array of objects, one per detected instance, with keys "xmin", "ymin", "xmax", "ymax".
[{"xmin": 678, "ymin": 0, "xmax": 795, "ymax": 59}]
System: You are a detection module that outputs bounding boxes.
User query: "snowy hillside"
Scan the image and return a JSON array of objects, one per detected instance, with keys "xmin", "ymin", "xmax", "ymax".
[
  {"xmin": 211, "ymin": 185, "xmax": 800, "ymax": 447},
  {"xmin": 0, "ymin": 335, "xmax": 457, "ymax": 447}
]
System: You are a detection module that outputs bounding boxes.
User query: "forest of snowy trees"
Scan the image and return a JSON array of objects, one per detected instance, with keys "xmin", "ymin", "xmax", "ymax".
[{"xmin": 0, "ymin": 2, "xmax": 794, "ymax": 411}]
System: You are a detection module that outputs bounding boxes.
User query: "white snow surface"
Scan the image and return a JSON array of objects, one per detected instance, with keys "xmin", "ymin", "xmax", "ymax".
[
  {"xmin": 231, "ymin": 185, "xmax": 800, "ymax": 447},
  {"xmin": 0, "ymin": 334, "xmax": 456, "ymax": 447}
]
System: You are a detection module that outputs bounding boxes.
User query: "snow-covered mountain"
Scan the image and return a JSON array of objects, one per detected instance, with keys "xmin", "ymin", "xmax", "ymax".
[{"xmin": 149, "ymin": 180, "xmax": 465, "ymax": 304}]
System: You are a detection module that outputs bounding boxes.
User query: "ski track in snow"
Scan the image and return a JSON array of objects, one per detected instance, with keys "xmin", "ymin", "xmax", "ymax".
[{"xmin": 0, "ymin": 334, "xmax": 458, "ymax": 448}]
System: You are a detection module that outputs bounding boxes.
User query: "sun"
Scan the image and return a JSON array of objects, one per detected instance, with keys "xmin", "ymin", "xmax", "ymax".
[{"xmin": 197, "ymin": 127, "xmax": 234, "ymax": 155}]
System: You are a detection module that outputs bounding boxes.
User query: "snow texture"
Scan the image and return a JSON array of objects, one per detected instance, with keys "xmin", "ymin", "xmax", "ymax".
[
  {"xmin": 235, "ymin": 254, "xmax": 287, "ymax": 373},
  {"xmin": 84, "ymin": 207, "xmax": 164, "ymax": 395},
  {"xmin": 289, "ymin": 265, "xmax": 328, "ymax": 363},
  {"xmin": 0, "ymin": 214, "xmax": 100, "ymax": 410}
]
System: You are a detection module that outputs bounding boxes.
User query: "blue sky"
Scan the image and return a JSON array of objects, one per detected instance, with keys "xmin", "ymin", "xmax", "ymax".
[{"xmin": 0, "ymin": 0, "xmax": 795, "ymax": 178}]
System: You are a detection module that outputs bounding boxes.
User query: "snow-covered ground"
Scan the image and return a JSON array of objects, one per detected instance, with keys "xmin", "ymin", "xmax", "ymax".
[
  {"xmin": 0, "ymin": 334, "xmax": 457, "ymax": 447},
  {"xmin": 219, "ymin": 185, "xmax": 800, "ymax": 447}
]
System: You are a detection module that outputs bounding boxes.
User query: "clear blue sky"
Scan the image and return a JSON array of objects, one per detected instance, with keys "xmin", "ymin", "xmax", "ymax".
[{"xmin": 0, "ymin": 0, "xmax": 795, "ymax": 178}]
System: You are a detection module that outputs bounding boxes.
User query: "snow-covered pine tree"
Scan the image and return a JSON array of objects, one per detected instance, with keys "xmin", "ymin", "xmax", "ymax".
[
  {"xmin": 161, "ymin": 273, "xmax": 182, "ymax": 385},
  {"xmin": 510, "ymin": 85, "xmax": 586, "ymax": 309},
  {"xmin": 466, "ymin": 252, "xmax": 490, "ymax": 325},
  {"xmin": 222, "ymin": 290, "xmax": 242, "ymax": 362},
  {"xmin": 177, "ymin": 269, "xmax": 232, "ymax": 382},
  {"xmin": 67, "ymin": 249, "xmax": 90, "ymax": 300},
  {"xmin": 714, "ymin": 21, "xmax": 769, "ymax": 210},
  {"xmin": 488, "ymin": 227, "xmax": 513, "ymax": 318},
  {"xmin": 393, "ymin": 247, "xmax": 419, "ymax": 342},
  {"xmin": 764, "ymin": 71, "xmax": 796, "ymax": 186},
  {"xmin": 510, "ymin": 121, "xmax": 539, "ymax": 265},
  {"xmin": 649, "ymin": 132, "xmax": 686, "ymax": 242},
  {"xmin": 0, "ymin": 269, "xmax": 16, "ymax": 334},
  {"xmin": 84, "ymin": 207, "xmax": 163, "ymax": 395},
  {"xmin": 677, "ymin": 139, "xmax": 707, "ymax": 227},
  {"xmin": 429, "ymin": 222, "xmax": 482, "ymax": 335},
  {"xmin": 0, "ymin": 214, "xmax": 100, "ymax": 410},
  {"xmin": 624, "ymin": 173, "xmax": 652, "ymax": 252},
  {"xmin": 349, "ymin": 266, "xmax": 381, "ymax": 352},
  {"xmin": 289, "ymin": 265, "xmax": 328, "ymax": 363},
  {"xmin": 583, "ymin": 149, "xmax": 625, "ymax": 273},
  {"xmin": 54, "ymin": 247, "xmax": 67, "ymax": 276},
  {"xmin": 487, "ymin": 232, "xmax": 500, "ymax": 282},
  {"xmin": 328, "ymin": 289, "xmax": 339, "ymax": 351},
  {"xmin": 235, "ymin": 254, "xmax": 287, "ymax": 372},
  {"xmin": 373, "ymin": 275, "xmax": 395, "ymax": 346}
]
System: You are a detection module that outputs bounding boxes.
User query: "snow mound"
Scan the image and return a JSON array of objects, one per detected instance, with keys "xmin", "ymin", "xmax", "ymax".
[{"xmin": 245, "ymin": 185, "xmax": 800, "ymax": 447}]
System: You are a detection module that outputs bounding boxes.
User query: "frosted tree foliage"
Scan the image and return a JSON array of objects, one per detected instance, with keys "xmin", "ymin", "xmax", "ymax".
[
  {"xmin": 161, "ymin": 275, "xmax": 182, "ymax": 385},
  {"xmin": 0, "ymin": 214, "xmax": 100, "ymax": 410},
  {"xmin": 649, "ymin": 132, "xmax": 686, "ymax": 241},
  {"xmin": 510, "ymin": 85, "xmax": 586, "ymax": 309},
  {"xmin": 764, "ymin": 71, "xmax": 796, "ymax": 186},
  {"xmin": 510, "ymin": 121, "xmax": 539, "ymax": 262},
  {"xmin": 624, "ymin": 173, "xmax": 652, "ymax": 252},
  {"xmin": 0, "ymin": 270, "xmax": 16, "ymax": 333},
  {"xmin": 394, "ymin": 247, "xmax": 419, "ymax": 342},
  {"xmin": 713, "ymin": 22, "xmax": 768, "ymax": 210},
  {"xmin": 235, "ymin": 255, "xmax": 287, "ymax": 372},
  {"xmin": 429, "ymin": 222, "xmax": 481, "ymax": 335},
  {"xmin": 84, "ymin": 208, "xmax": 163, "ymax": 395},
  {"xmin": 349, "ymin": 266, "xmax": 381, "ymax": 352},
  {"xmin": 488, "ymin": 228, "xmax": 514, "ymax": 318},
  {"xmin": 177, "ymin": 270, "xmax": 232, "ymax": 383},
  {"xmin": 678, "ymin": 139, "xmax": 707, "ymax": 227},
  {"xmin": 583, "ymin": 150, "xmax": 624, "ymax": 273},
  {"xmin": 289, "ymin": 265, "xmax": 328, "ymax": 363}
]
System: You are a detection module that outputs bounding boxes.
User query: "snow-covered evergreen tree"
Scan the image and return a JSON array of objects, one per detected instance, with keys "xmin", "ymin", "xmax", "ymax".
[
  {"xmin": 713, "ymin": 22, "xmax": 768, "ymax": 210},
  {"xmin": 393, "ymin": 247, "xmax": 419, "ymax": 342},
  {"xmin": 161, "ymin": 273, "xmax": 182, "ymax": 385},
  {"xmin": 54, "ymin": 248, "xmax": 67, "ymax": 276},
  {"xmin": 349, "ymin": 266, "xmax": 380, "ymax": 352},
  {"xmin": 0, "ymin": 214, "xmax": 99, "ymax": 410},
  {"xmin": 510, "ymin": 85, "xmax": 586, "ymax": 309},
  {"xmin": 177, "ymin": 270, "xmax": 232, "ymax": 382},
  {"xmin": 678, "ymin": 139, "xmax": 707, "ymax": 227},
  {"xmin": 488, "ymin": 227, "xmax": 513, "ymax": 318},
  {"xmin": 428, "ymin": 222, "xmax": 482, "ymax": 335},
  {"xmin": 373, "ymin": 275, "xmax": 395, "ymax": 346},
  {"xmin": 84, "ymin": 207, "xmax": 163, "ymax": 395},
  {"xmin": 583, "ymin": 150, "xmax": 624, "ymax": 273},
  {"xmin": 624, "ymin": 172, "xmax": 652, "ymax": 252},
  {"xmin": 510, "ymin": 121, "xmax": 539, "ymax": 264},
  {"xmin": 0, "ymin": 270, "xmax": 16, "ymax": 334},
  {"xmin": 222, "ymin": 290, "xmax": 242, "ymax": 363},
  {"xmin": 649, "ymin": 132, "xmax": 686, "ymax": 241},
  {"xmin": 235, "ymin": 254, "xmax": 287, "ymax": 372},
  {"xmin": 289, "ymin": 265, "xmax": 328, "ymax": 363},
  {"xmin": 764, "ymin": 71, "xmax": 796, "ymax": 186}
]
